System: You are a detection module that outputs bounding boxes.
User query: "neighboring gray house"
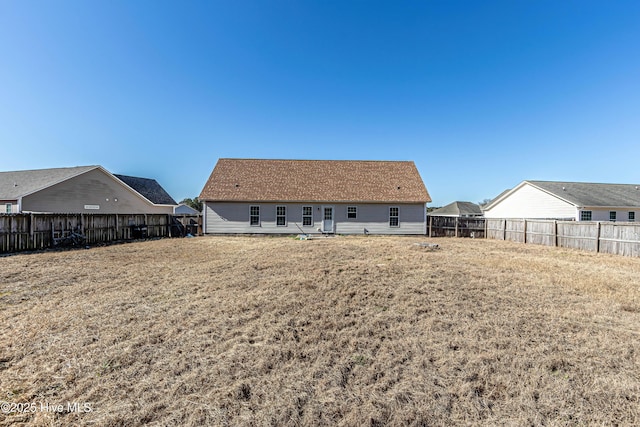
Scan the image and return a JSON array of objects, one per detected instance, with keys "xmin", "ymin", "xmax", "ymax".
[
  {"xmin": 199, "ymin": 158, "xmax": 431, "ymax": 235},
  {"xmin": 174, "ymin": 203, "xmax": 201, "ymax": 215},
  {"xmin": 483, "ymin": 180, "xmax": 640, "ymax": 222},
  {"xmin": 0, "ymin": 166, "xmax": 177, "ymax": 214},
  {"xmin": 429, "ymin": 201, "xmax": 483, "ymax": 217}
]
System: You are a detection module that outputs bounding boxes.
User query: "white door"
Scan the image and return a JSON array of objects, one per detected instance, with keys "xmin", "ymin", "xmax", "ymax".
[{"xmin": 322, "ymin": 206, "xmax": 334, "ymax": 233}]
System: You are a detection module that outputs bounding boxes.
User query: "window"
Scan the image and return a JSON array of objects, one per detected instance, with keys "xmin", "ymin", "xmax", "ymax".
[
  {"xmin": 629, "ymin": 212, "xmax": 635, "ymax": 222},
  {"xmin": 302, "ymin": 206, "xmax": 313, "ymax": 226},
  {"xmin": 5, "ymin": 203, "xmax": 11, "ymax": 214},
  {"xmin": 250, "ymin": 206, "xmax": 260, "ymax": 226},
  {"xmin": 347, "ymin": 206, "xmax": 357, "ymax": 219},
  {"xmin": 580, "ymin": 210, "xmax": 592, "ymax": 221},
  {"xmin": 276, "ymin": 206, "xmax": 286, "ymax": 226},
  {"xmin": 389, "ymin": 207, "xmax": 399, "ymax": 227},
  {"xmin": 609, "ymin": 211, "xmax": 617, "ymax": 222}
]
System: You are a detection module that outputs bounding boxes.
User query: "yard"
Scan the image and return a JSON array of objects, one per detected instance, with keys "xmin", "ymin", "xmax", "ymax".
[{"xmin": 1, "ymin": 236, "xmax": 639, "ymax": 426}]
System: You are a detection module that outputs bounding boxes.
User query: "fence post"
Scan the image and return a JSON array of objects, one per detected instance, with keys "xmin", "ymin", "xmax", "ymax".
[
  {"xmin": 8, "ymin": 215, "xmax": 13, "ymax": 251},
  {"xmin": 523, "ymin": 219, "xmax": 527, "ymax": 244},
  {"xmin": 428, "ymin": 215, "xmax": 433, "ymax": 238},
  {"xmin": 455, "ymin": 217, "xmax": 459, "ymax": 238},
  {"xmin": 596, "ymin": 221, "xmax": 601, "ymax": 253},
  {"xmin": 29, "ymin": 213, "xmax": 34, "ymax": 250},
  {"xmin": 553, "ymin": 220, "xmax": 557, "ymax": 247},
  {"xmin": 503, "ymin": 219, "xmax": 507, "ymax": 241}
]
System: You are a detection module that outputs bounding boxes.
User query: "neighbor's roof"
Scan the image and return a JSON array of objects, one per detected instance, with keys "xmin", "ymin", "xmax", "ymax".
[
  {"xmin": 486, "ymin": 180, "xmax": 640, "ymax": 209},
  {"xmin": 528, "ymin": 180, "xmax": 640, "ymax": 208},
  {"xmin": 174, "ymin": 203, "xmax": 200, "ymax": 214},
  {"xmin": 199, "ymin": 159, "xmax": 431, "ymax": 203},
  {"xmin": 115, "ymin": 174, "xmax": 177, "ymax": 205},
  {"xmin": 430, "ymin": 201, "xmax": 483, "ymax": 217},
  {"xmin": 0, "ymin": 166, "xmax": 98, "ymax": 199}
]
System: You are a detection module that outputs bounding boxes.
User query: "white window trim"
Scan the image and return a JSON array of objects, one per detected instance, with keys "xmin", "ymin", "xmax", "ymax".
[
  {"xmin": 580, "ymin": 210, "xmax": 592, "ymax": 221},
  {"xmin": 302, "ymin": 206, "xmax": 313, "ymax": 227},
  {"xmin": 250, "ymin": 205, "xmax": 260, "ymax": 227},
  {"xmin": 276, "ymin": 205, "xmax": 287, "ymax": 227},
  {"xmin": 389, "ymin": 206, "xmax": 399, "ymax": 228},
  {"xmin": 609, "ymin": 211, "xmax": 617, "ymax": 222},
  {"xmin": 347, "ymin": 206, "xmax": 357, "ymax": 219}
]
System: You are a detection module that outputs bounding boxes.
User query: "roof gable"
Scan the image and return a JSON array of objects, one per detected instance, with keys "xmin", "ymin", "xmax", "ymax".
[
  {"xmin": 114, "ymin": 174, "xmax": 177, "ymax": 205},
  {"xmin": 199, "ymin": 159, "xmax": 431, "ymax": 203},
  {"xmin": 486, "ymin": 180, "xmax": 640, "ymax": 211},
  {"xmin": 0, "ymin": 166, "xmax": 99, "ymax": 199}
]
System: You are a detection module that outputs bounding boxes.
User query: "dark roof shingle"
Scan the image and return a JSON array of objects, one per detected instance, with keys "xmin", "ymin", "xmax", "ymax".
[
  {"xmin": 115, "ymin": 174, "xmax": 177, "ymax": 205},
  {"xmin": 199, "ymin": 159, "xmax": 431, "ymax": 203}
]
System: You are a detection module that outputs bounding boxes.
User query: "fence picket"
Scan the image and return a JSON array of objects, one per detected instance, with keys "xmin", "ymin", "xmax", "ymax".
[
  {"xmin": 0, "ymin": 213, "xmax": 202, "ymax": 253},
  {"xmin": 434, "ymin": 217, "xmax": 639, "ymax": 257}
]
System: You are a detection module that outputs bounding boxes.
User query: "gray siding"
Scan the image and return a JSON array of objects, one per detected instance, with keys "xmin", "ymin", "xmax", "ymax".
[
  {"xmin": 334, "ymin": 204, "xmax": 425, "ymax": 235},
  {"xmin": 204, "ymin": 202, "xmax": 426, "ymax": 235},
  {"xmin": 21, "ymin": 168, "xmax": 174, "ymax": 214},
  {"xmin": 584, "ymin": 208, "xmax": 638, "ymax": 222}
]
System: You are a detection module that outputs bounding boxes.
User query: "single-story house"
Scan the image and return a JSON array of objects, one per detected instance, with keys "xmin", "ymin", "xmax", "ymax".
[
  {"xmin": 429, "ymin": 201, "xmax": 483, "ymax": 217},
  {"xmin": 483, "ymin": 180, "xmax": 640, "ymax": 221},
  {"xmin": 1, "ymin": 166, "xmax": 177, "ymax": 214},
  {"xmin": 199, "ymin": 158, "xmax": 431, "ymax": 235},
  {"xmin": 174, "ymin": 203, "xmax": 201, "ymax": 215}
]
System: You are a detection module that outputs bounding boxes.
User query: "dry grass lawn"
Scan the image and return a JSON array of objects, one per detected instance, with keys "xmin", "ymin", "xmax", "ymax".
[{"xmin": 1, "ymin": 236, "xmax": 639, "ymax": 426}]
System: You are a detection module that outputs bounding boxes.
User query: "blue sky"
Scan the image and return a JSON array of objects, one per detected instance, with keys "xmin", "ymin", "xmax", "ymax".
[{"xmin": 1, "ymin": 1, "xmax": 639, "ymax": 206}]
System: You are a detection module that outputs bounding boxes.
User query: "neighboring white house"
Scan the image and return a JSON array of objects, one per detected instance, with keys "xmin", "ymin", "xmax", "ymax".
[
  {"xmin": 199, "ymin": 158, "xmax": 431, "ymax": 235},
  {"xmin": 0, "ymin": 166, "xmax": 177, "ymax": 214},
  {"xmin": 483, "ymin": 180, "xmax": 640, "ymax": 222}
]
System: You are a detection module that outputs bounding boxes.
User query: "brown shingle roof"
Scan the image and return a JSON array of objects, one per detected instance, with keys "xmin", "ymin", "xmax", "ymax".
[{"xmin": 199, "ymin": 159, "xmax": 431, "ymax": 203}]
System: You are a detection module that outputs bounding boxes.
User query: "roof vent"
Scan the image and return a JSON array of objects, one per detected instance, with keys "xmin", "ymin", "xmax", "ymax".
[
  {"xmin": 14, "ymin": 183, "xmax": 18, "ymax": 187},
  {"xmin": 562, "ymin": 186, "xmax": 566, "ymax": 191},
  {"xmin": 636, "ymin": 186, "xmax": 639, "ymax": 190},
  {"xmin": 397, "ymin": 186, "xmax": 401, "ymax": 190},
  {"xmin": 235, "ymin": 183, "xmax": 239, "ymax": 188}
]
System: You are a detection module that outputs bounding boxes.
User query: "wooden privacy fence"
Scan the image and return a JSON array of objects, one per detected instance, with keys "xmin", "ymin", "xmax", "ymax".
[
  {"xmin": 428, "ymin": 216, "xmax": 485, "ymax": 238},
  {"xmin": 0, "ymin": 213, "xmax": 202, "ymax": 253},
  {"xmin": 486, "ymin": 218, "xmax": 640, "ymax": 257}
]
